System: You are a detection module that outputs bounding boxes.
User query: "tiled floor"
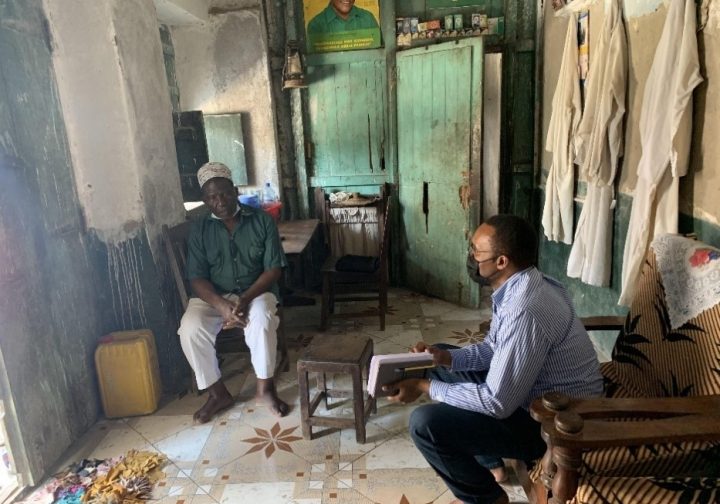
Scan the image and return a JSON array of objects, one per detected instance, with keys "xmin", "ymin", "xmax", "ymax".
[{"xmin": 46, "ymin": 288, "xmax": 531, "ymax": 504}]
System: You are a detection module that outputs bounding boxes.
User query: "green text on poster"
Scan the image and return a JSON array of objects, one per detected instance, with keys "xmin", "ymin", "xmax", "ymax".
[{"xmin": 304, "ymin": 0, "xmax": 382, "ymax": 53}]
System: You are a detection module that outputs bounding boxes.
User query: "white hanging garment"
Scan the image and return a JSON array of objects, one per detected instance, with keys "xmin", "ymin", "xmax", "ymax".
[
  {"xmin": 566, "ymin": 0, "xmax": 627, "ymax": 287},
  {"xmin": 541, "ymin": 12, "xmax": 581, "ymax": 245},
  {"xmin": 619, "ymin": 0, "xmax": 703, "ymax": 306}
]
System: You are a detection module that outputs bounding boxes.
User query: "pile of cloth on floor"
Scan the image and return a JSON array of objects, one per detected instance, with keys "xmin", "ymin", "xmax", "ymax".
[{"xmin": 19, "ymin": 450, "xmax": 166, "ymax": 504}]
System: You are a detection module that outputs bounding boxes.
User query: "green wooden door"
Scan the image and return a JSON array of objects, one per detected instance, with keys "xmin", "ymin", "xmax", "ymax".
[
  {"xmin": 397, "ymin": 39, "xmax": 483, "ymax": 307},
  {"xmin": 306, "ymin": 56, "xmax": 388, "ymax": 189}
]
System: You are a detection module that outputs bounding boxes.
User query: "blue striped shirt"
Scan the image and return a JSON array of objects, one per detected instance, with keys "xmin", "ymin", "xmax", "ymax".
[{"xmin": 429, "ymin": 267, "xmax": 603, "ymax": 418}]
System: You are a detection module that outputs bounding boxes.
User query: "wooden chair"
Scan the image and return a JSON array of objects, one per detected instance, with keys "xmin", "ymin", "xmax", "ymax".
[
  {"xmin": 528, "ymin": 237, "xmax": 720, "ymax": 504},
  {"xmin": 316, "ymin": 185, "xmax": 391, "ymax": 331},
  {"xmin": 162, "ymin": 221, "xmax": 289, "ymax": 395}
]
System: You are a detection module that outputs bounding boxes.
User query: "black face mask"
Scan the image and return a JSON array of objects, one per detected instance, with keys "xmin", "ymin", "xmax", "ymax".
[{"xmin": 467, "ymin": 252, "xmax": 490, "ymax": 286}]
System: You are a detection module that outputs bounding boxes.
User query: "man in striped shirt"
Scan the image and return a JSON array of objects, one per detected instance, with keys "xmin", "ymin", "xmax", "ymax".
[{"xmin": 385, "ymin": 214, "xmax": 603, "ymax": 504}]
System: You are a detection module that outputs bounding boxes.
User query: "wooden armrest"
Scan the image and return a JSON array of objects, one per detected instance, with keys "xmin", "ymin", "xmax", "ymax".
[
  {"xmin": 542, "ymin": 413, "xmax": 720, "ymax": 450},
  {"xmin": 532, "ymin": 394, "xmax": 720, "ymax": 420},
  {"xmin": 581, "ymin": 315, "xmax": 624, "ymax": 331},
  {"xmin": 535, "ymin": 394, "xmax": 720, "ymax": 449}
]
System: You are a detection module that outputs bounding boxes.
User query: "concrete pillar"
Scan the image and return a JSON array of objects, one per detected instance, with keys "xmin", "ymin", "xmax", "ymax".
[{"xmin": 44, "ymin": 0, "xmax": 185, "ymax": 247}]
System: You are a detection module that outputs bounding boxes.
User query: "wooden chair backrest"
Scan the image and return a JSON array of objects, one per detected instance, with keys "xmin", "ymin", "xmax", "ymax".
[
  {"xmin": 313, "ymin": 184, "xmax": 390, "ymax": 259},
  {"xmin": 378, "ymin": 195, "xmax": 391, "ymax": 272},
  {"xmin": 162, "ymin": 221, "xmax": 193, "ymax": 311}
]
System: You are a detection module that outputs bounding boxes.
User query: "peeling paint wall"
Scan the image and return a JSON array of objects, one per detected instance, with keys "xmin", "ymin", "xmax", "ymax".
[
  {"xmin": 171, "ymin": 5, "xmax": 280, "ymax": 192},
  {"xmin": 0, "ymin": 0, "xmax": 105, "ymax": 482},
  {"xmin": 684, "ymin": 0, "xmax": 720, "ymax": 226},
  {"xmin": 0, "ymin": 0, "xmax": 189, "ymax": 482},
  {"xmin": 538, "ymin": 0, "xmax": 720, "ymax": 353},
  {"xmin": 45, "ymin": 0, "xmax": 185, "ymax": 247},
  {"xmin": 44, "ymin": 0, "xmax": 189, "ymax": 385}
]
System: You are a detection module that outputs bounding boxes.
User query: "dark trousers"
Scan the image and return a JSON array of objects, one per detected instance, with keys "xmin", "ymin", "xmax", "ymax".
[{"xmin": 409, "ymin": 345, "xmax": 546, "ymax": 503}]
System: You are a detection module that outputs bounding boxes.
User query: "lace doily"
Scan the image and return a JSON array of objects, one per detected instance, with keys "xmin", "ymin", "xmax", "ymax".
[{"xmin": 651, "ymin": 234, "xmax": 720, "ymax": 329}]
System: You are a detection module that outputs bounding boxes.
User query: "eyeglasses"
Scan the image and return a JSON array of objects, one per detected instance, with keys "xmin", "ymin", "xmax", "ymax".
[{"xmin": 468, "ymin": 245, "xmax": 497, "ymax": 264}]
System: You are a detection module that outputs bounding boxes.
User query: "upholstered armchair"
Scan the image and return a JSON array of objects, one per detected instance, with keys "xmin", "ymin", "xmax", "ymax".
[{"xmin": 530, "ymin": 235, "xmax": 720, "ymax": 504}]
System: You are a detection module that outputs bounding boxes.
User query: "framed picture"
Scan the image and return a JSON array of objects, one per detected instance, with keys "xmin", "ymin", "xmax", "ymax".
[{"xmin": 304, "ymin": 0, "xmax": 382, "ymax": 53}]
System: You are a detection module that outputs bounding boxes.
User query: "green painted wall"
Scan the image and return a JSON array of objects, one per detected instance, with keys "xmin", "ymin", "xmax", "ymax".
[
  {"xmin": 537, "ymin": 188, "xmax": 720, "ymax": 360},
  {"xmin": 537, "ymin": 190, "xmax": 632, "ymax": 318}
]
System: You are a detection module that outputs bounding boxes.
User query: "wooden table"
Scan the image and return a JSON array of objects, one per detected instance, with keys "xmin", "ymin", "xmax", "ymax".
[
  {"xmin": 278, "ymin": 219, "xmax": 321, "ymax": 304},
  {"xmin": 278, "ymin": 218, "xmax": 320, "ymax": 256}
]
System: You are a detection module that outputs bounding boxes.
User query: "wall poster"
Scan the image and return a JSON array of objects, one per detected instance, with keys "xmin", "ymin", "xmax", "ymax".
[{"xmin": 304, "ymin": 0, "xmax": 382, "ymax": 53}]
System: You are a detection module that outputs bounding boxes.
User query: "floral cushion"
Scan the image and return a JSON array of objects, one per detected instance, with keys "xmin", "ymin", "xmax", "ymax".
[
  {"xmin": 611, "ymin": 251, "xmax": 720, "ymax": 399},
  {"xmin": 530, "ymin": 246, "xmax": 720, "ymax": 504}
]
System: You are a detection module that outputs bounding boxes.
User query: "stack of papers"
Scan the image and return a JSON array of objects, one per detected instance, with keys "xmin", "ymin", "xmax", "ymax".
[{"xmin": 367, "ymin": 352, "xmax": 435, "ymax": 397}]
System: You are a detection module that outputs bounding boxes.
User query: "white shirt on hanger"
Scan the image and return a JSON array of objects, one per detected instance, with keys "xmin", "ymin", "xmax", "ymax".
[
  {"xmin": 566, "ymin": 0, "xmax": 626, "ymax": 287},
  {"xmin": 619, "ymin": 0, "xmax": 703, "ymax": 305},
  {"xmin": 542, "ymin": 12, "xmax": 582, "ymax": 245}
]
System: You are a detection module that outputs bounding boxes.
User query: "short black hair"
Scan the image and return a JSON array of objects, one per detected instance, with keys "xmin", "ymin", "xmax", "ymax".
[{"xmin": 484, "ymin": 214, "xmax": 537, "ymax": 269}]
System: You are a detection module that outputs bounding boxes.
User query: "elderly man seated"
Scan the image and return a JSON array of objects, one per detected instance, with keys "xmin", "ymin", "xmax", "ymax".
[{"xmin": 178, "ymin": 162, "xmax": 288, "ymax": 422}]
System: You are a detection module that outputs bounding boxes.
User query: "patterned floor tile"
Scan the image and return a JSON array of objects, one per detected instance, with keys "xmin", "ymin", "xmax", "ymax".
[
  {"xmin": 129, "ymin": 414, "xmax": 196, "ymax": 444},
  {"xmin": 432, "ymin": 490, "xmax": 459, "ymax": 503},
  {"xmin": 368, "ymin": 399, "xmax": 430, "ymax": 435},
  {"xmin": 420, "ymin": 320, "xmax": 491, "ymax": 347},
  {"xmin": 207, "ymin": 446, "xmax": 310, "ymax": 485},
  {"xmin": 336, "ymin": 461, "xmax": 446, "ymax": 504},
  {"xmin": 35, "ymin": 288, "xmax": 533, "ymax": 504},
  {"xmin": 152, "ymin": 423, "xmax": 214, "ymax": 470},
  {"xmin": 362, "ymin": 322, "xmax": 408, "ymax": 341},
  {"xmin": 359, "ymin": 432, "xmax": 431, "ymax": 470},
  {"xmin": 419, "ymin": 297, "xmax": 466, "ymax": 318},
  {"xmin": 86, "ymin": 426, "xmax": 152, "ymax": 460},
  {"xmin": 186, "ymin": 495, "xmax": 220, "ymax": 504},
  {"xmin": 439, "ymin": 305, "xmax": 492, "ymax": 321},
  {"xmin": 151, "ymin": 470, "xmax": 204, "ymax": 499},
  {"xmin": 371, "ymin": 337, "xmax": 412, "ymax": 356},
  {"xmin": 380, "ymin": 326, "xmax": 425, "ymax": 351},
  {"xmin": 217, "ymin": 481, "xmax": 296, "ymax": 503}
]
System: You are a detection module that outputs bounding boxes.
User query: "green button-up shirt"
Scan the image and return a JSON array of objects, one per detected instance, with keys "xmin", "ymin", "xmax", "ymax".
[
  {"xmin": 307, "ymin": 4, "xmax": 379, "ymax": 35},
  {"xmin": 186, "ymin": 205, "xmax": 288, "ymax": 300}
]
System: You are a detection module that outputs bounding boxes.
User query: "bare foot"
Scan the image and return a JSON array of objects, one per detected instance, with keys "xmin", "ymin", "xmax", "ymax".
[
  {"xmin": 256, "ymin": 377, "xmax": 289, "ymax": 417},
  {"xmin": 491, "ymin": 466, "xmax": 508, "ymax": 483},
  {"xmin": 193, "ymin": 382, "xmax": 234, "ymax": 424},
  {"xmin": 256, "ymin": 391, "xmax": 289, "ymax": 417}
]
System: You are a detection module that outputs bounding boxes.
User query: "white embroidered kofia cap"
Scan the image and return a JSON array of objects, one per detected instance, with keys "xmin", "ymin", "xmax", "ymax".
[{"xmin": 197, "ymin": 162, "xmax": 233, "ymax": 189}]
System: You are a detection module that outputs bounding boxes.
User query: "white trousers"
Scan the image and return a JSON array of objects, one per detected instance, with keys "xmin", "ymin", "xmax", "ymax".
[{"xmin": 178, "ymin": 292, "xmax": 279, "ymax": 390}]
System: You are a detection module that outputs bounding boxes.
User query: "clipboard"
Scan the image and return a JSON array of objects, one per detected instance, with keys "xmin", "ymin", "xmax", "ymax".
[{"xmin": 367, "ymin": 352, "xmax": 435, "ymax": 397}]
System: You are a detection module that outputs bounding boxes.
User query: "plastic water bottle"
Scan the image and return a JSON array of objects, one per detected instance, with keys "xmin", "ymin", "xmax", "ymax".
[{"xmin": 262, "ymin": 181, "xmax": 278, "ymax": 204}]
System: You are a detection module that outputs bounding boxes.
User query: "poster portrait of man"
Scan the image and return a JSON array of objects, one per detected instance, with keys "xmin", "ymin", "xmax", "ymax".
[{"xmin": 304, "ymin": 0, "xmax": 381, "ymax": 53}]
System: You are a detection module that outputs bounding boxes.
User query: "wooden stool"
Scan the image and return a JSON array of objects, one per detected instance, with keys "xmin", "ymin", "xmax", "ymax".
[{"xmin": 297, "ymin": 334, "xmax": 376, "ymax": 443}]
